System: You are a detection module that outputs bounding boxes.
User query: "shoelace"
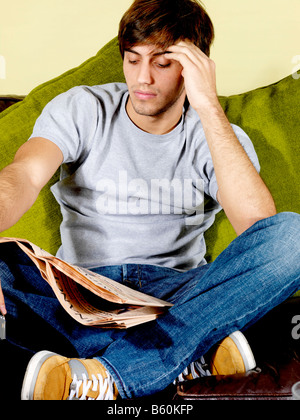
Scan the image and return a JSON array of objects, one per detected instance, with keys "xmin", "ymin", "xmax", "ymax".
[
  {"xmin": 68, "ymin": 371, "xmax": 115, "ymax": 400},
  {"xmin": 175, "ymin": 356, "xmax": 211, "ymax": 384}
]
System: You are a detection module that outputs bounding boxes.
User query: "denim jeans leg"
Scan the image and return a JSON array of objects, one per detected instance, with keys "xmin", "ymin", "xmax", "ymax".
[
  {"xmin": 97, "ymin": 212, "xmax": 300, "ymax": 399},
  {"xmin": 0, "ymin": 244, "xmax": 126, "ymax": 357}
]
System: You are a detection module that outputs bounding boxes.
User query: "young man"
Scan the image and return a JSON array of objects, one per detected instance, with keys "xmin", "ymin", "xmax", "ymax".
[{"xmin": 0, "ymin": 0, "xmax": 299, "ymax": 400}]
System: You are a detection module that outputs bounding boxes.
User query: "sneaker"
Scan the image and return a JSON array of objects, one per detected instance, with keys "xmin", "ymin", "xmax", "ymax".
[
  {"xmin": 176, "ymin": 331, "xmax": 256, "ymax": 383},
  {"xmin": 176, "ymin": 356, "xmax": 211, "ymax": 383},
  {"xmin": 21, "ymin": 351, "xmax": 118, "ymax": 400},
  {"xmin": 210, "ymin": 331, "xmax": 256, "ymax": 375}
]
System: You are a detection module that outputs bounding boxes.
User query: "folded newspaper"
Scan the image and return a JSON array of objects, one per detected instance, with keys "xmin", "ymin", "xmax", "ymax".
[{"xmin": 0, "ymin": 237, "xmax": 173, "ymax": 329}]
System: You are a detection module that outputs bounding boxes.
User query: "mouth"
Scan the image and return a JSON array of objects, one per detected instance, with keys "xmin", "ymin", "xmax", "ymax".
[{"xmin": 134, "ymin": 90, "xmax": 157, "ymax": 100}]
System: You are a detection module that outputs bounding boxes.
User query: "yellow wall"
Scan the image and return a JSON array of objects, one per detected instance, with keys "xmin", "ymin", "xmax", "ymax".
[{"xmin": 0, "ymin": 0, "xmax": 299, "ymax": 96}]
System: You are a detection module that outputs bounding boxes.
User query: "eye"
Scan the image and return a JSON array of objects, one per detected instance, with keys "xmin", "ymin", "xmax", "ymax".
[
  {"xmin": 129, "ymin": 60, "xmax": 138, "ymax": 65},
  {"xmin": 155, "ymin": 62, "xmax": 171, "ymax": 69},
  {"xmin": 157, "ymin": 63, "xmax": 170, "ymax": 68}
]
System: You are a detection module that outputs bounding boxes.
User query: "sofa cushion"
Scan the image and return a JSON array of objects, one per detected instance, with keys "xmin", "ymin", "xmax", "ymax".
[{"xmin": 0, "ymin": 37, "xmax": 299, "ymax": 267}]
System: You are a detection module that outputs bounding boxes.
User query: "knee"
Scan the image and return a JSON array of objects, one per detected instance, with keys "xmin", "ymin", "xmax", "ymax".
[
  {"xmin": 273, "ymin": 211, "xmax": 300, "ymax": 234},
  {"xmin": 270, "ymin": 212, "xmax": 300, "ymax": 260}
]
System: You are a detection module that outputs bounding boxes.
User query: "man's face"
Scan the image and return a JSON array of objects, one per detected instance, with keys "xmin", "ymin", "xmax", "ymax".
[{"xmin": 123, "ymin": 44, "xmax": 185, "ymax": 121}]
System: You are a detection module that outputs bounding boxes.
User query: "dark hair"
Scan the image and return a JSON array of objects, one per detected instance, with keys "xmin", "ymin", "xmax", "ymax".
[{"xmin": 118, "ymin": 0, "xmax": 214, "ymax": 58}]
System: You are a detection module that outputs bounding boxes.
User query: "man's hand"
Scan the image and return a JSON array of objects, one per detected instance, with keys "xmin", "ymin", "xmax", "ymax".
[{"xmin": 168, "ymin": 41, "xmax": 218, "ymax": 113}]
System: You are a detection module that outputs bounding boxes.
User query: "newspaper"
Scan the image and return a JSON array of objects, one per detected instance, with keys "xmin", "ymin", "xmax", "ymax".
[{"xmin": 0, "ymin": 237, "xmax": 173, "ymax": 328}]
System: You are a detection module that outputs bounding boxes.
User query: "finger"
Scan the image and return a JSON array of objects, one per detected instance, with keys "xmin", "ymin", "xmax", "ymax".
[
  {"xmin": 167, "ymin": 50, "xmax": 214, "ymax": 84},
  {"xmin": 0, "ymin": 284, "xmax": 7, "ymax": 316},
  {"xmin": 167, "ymin": 44, "xmax": 196, "ymax": 62},
  {"xmin": 168, "ymin": 41, "xmax": 209, "ymax": 60},
  {"xmin": 165, "ymin": 50, "xmax": 193, "ymax": 72}
]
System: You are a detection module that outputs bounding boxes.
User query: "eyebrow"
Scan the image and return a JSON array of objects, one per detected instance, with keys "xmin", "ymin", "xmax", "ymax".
[{"xmin": 124, "ymin": 48, "xmax": 171, "ymax": 57}]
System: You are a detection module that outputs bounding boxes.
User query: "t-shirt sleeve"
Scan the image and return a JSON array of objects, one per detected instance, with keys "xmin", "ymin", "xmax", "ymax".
[
  {"xmin": 29, "ymin": 87, "xmax": 98, "ymax": 164},
  {"xmin": 200, "ymin": 124, "xmax": 261, "ymax": 203}
]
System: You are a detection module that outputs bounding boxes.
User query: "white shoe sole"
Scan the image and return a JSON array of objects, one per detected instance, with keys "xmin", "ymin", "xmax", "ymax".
[
  {"xmin": 21, "ymin": 350, "xmax": 57, "ymax": 400},
  {"xmin": 229, "ymin": 331, "xmax": 256, "ymax": 372}
]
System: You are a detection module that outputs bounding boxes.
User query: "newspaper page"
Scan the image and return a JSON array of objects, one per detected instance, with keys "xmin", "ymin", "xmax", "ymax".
[{"xmin": 0, "ymin": 237, "xmax": 173, "ymax": 328}]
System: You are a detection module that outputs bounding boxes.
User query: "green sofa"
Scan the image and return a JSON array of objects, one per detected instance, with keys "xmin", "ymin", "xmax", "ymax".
[
  {"xmin": 0, "ymin": 37, "xmax": 299, "ymax": 268},
  {"xmin": 0, "ymin": 37, "xmax": 299, "ymax": 401}
]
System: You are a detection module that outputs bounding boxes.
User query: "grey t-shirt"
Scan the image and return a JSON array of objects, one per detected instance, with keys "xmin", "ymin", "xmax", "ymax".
[{"xmin": 30, "ymin": 83, "xmax": 260, "ymax": 271}]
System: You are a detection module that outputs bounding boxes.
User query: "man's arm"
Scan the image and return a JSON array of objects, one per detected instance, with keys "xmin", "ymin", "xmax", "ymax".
[
  {"xmin": 168, "ymin": 41, "xmax": 276, "ymax": 235},
  {"xmin": 0, "ymin": 137, "xmax": 63, "ymax": 315},
  {"xmin": 0, "ymin": 137, "xmax": 63, "ymax": 232}
]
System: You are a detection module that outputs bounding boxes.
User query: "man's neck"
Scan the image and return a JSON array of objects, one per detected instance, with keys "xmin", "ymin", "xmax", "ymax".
[{"xmin": 126, "ymin": 97, "xmax": 184, "ymax": 135}]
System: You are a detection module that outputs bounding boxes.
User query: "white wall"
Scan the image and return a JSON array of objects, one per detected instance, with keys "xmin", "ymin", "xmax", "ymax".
[
  {"xmin": 0, "ymin": 0, "xmax": 299, "ymax": 96},
  {"xmin": 208, "ymin": 0, "xmax": 300, "ymax": 95}
]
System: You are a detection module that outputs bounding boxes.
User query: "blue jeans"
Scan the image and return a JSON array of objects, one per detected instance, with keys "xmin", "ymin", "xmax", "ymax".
[{"xmin": 1, "ymin": 212, "xmax": 300, "ymax": 398}]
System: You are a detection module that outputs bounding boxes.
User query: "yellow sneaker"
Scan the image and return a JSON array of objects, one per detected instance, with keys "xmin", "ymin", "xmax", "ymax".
[
  {"xmin": 210, "ymin": 331, "xmax": 256, "ymax": 375},
  {"xmin": 176, "ymin": 331, "xmax": 256, "ymax": 383},
  {"xmin": 21, "ymin": 351, "xmax": 118, "ymax": 400}
]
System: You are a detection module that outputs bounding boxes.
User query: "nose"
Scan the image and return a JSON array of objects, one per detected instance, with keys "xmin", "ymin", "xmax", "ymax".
[{"xmin": 137, "ymin": 62, "xmax": 154, "ymax": 85}]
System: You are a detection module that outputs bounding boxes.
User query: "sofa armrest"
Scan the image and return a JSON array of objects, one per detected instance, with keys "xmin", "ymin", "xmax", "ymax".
[
  {"xmin": 175, "ymin": 358, "xmax": 300, "ymax": 400},
  {"xmin": 0, "ymin": 95, "xmax": 24, "ymax": 113}
]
